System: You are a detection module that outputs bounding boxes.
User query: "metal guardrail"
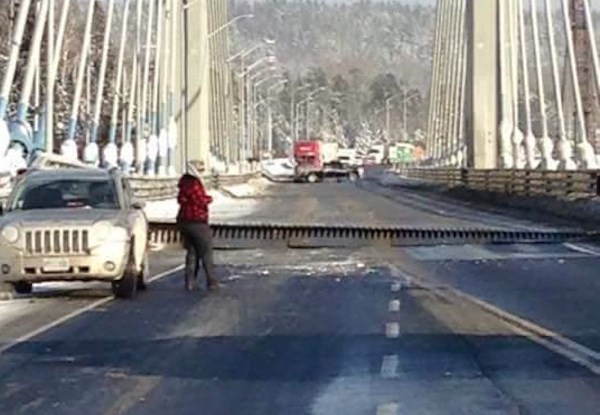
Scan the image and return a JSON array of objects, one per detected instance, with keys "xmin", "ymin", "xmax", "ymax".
[
  {"xmin": 147, "ymin": 221, "xmax": 600, "ymax": 250},
  {"xmin": 0, "ymin": 173, "xmax": 260, "ymax": 204},
  {"xmin": 398, "ymin": 168, "xmax": 600, "ymax": 199},
  {"xmin": 111, "ymin": 173, "xmax": 260, "ymax": 201}
]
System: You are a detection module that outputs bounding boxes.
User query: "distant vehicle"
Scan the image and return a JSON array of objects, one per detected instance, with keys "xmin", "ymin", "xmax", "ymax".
[
  {"xmin": 389, "ymin": 142, "xmax": 416, "ymax": 165},
  {"xmin": 0, "ymin": 167, "xmax": 149, "ymax": 299},
  {"xmin": 293, "ymin": 140, "xmax": 363, "ymax": 183},
  {"xmin": 261, "ymin": 158, "xmax": 296, "ymax": 181},
  {"xmin": 337, "ymin": 148, "xmax": 362, "ymax": 167},
  {"xmin": 366, "ymin": 144, "xmax": 386, "ymax": 164}
]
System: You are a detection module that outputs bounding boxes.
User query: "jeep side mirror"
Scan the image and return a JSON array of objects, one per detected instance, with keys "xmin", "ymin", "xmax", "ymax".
[{"xmin": 131, "ymin": 200, "xmax": 146, "ymax": 210}]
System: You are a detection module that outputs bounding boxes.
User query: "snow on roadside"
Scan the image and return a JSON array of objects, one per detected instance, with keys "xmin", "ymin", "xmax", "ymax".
[
  {"xmin": 143, "ymin": 189, "xmax": 260, "ymax": 222},
  {"xmin": 220, "ymin": 178, "xmax": 271, "ymax": 198},
  {"xmin": 144, "ymin": 178, "xmax": 270, "ymax": 221}
]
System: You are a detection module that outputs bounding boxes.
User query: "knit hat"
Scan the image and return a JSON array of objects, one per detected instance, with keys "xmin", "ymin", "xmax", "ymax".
[{"xmin": 185, "ymin": 159, "xmax": 205, "ymax": 179}]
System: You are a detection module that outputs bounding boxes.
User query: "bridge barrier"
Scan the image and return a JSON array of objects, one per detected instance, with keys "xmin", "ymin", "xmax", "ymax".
[
  {"xmin": 0, "ymin": 172, "xmax": 260, "ymax": 204},
  {"xmin": 397, "ymin": 168, "xmax": 600, "ymax": 199}
]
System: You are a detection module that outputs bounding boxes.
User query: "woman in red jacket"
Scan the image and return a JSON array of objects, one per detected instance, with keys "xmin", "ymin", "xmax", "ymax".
[{"xmin": 176, "ymin": 160, "xmax": 218, "ymax": 291}]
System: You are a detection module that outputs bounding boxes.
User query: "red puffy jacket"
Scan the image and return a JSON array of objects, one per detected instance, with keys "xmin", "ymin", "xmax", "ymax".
[{"xmin": 176, "ymin": 174, "xmax": 213, "ymax": 223}]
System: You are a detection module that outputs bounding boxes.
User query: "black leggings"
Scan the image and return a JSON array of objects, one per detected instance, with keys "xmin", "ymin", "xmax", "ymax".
[{"xmin": 177, "ymin": 221, "xmax": 216, "ymax": 283}]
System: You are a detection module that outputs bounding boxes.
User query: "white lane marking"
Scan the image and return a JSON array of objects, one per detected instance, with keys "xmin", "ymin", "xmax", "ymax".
[
  {"xmin": 148, "ymin": 265, "xmax": 184, "ymax": 283},
  {"xmin": 385, "ymin": 322, "xmax": 399, "ymax": 338},
  {"xmin": 388, "ymin": 299, "xmax": 401, "ymax": 312},
  {"xmin": 376, "ymin": 402, "xmax": 398, "ymax": 415},
  {"xmin": 380, "ymin": 355, "xmax": 399, "ymax": 379},
  {"xmin": 564, "ymin": 243, "xmax": 600, "ymax": 257},
  {"xmin": 0, "ymin": 265, "xmax": 184, "ymax": 355},
  {"xmin": 388, "ymin": 264, "xmax": 600, "ymax": 376},
  {"xmin": 390, "ymin": 282, "xmax": 401, "ymax": 292}
]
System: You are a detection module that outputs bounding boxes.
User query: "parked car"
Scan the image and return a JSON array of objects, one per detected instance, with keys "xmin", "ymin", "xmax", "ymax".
[{"xmin": 0, "ymin": 166, "xmax": 149, "ymax": 299}]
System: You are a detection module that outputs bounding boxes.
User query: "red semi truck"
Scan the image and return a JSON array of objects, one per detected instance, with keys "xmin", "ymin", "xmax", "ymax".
[{"xmin": 293, "ymin": 140, "xmax": 363, "ymax": 183}]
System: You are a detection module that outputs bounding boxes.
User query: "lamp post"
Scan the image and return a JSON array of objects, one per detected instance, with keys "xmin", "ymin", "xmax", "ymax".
[
  {"xmin": 385, "ymin": 91, "xmax": 420, "ymax": 143},
  {"xmin": 249, "ymin": 70, "xmax": 281, "ymax": 158},
  {"xmin": 401, "ymin": 92, "xmax": 420, "ymax": 141},
  {"xmin": 232, "ymin": 55, "xmax": 277, "ymax": 169},
  {"xmin": 206, "ymin": 14, "xmax": 254, "ymax": 171},
  {"xmin": 291, "ymin": 83, "xmax": 312, "ymax": 142},
  {"xmin": 267, "ymin": 80, "xmax": 288, "ymax": 155},
  {"xmin": 208, "ymin": 13, "xmax": 253, "ymax": 39},
  {"xmin": 296, "ymin": 86, "xmax": 326, "ymax": 139}
]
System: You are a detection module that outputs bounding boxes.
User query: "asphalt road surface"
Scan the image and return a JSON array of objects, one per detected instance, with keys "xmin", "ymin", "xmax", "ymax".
[{"xmin": 1, "ymin": 174, "xmax": 600, "ymax": 414}]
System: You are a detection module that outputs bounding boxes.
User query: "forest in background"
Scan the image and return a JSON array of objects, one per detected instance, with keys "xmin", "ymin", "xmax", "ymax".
[{"xmin": 230, "ymin": 0, "xmax": 435, "ymax": 146}]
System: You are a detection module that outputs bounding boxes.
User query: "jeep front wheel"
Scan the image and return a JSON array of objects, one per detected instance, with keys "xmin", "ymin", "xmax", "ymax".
[
  {"xmin": 136, "ymin": 251, "xmax": 149, "ymax": 291},
  {"xmin": 112, "ymin": 250, "xmax": 138, "ymax": 299}
]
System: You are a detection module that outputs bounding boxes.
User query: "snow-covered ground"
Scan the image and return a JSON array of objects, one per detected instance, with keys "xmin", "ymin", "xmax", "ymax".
[
  {"xmin": 144, "ymin": 189, "xmax": 260, "ymax": 222},
  {"xmin": 220, "ymin": 179, "xmax": 271, "ymax": 198}
]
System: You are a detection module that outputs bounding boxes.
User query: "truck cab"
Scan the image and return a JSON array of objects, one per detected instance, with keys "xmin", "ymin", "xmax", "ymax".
[{"xmin": 293, "ymin": 140, "xmax": 363, "ymax": 183}]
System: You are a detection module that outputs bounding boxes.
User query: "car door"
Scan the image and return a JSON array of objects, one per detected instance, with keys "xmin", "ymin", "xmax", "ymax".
[{"xmin": 122, "ymin": 178, "xmax": 148, "ymax": 268}]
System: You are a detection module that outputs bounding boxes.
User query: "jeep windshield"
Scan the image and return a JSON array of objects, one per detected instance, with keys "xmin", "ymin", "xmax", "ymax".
[{"xmin": 8, "ymin": 177, "xmax": 120, "ymax": 211}]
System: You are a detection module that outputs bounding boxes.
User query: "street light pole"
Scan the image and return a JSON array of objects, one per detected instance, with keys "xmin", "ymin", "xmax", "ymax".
[
  {"xmin": 207, "ymin": 13, "xmax": 254, "ymax": 39},
  {"xmin": 265, "ymin": 79, "xmax": 287, "ymax": 155},
  {"xmin": 304, "ymin": 87, "xmax": 326, "ymax": 139},
  {"xmin": 249, "ymin": 70, "xmax": 281, "ymax": 158},
  {"xmin": 306, "ymin": 98, "xmax": 310, "ymax": 139},
  {"xmin": 403, "ymin": 97, "xmax": 408, "ymax": 141},
  {"xmin": 385, "ymin": 99, "xmax": 390, "ymax": 143},
  {"xmin": 292, "ymin": 84, "xmax": 312, "ymax": 140},
  {"xmin": 402, "ymin": 91, "xmax": 420, "ymax": 141},
  {"xmin": 239, "ymin": 59, "xmax": 246, "ymax": 169},
  {"xmin": 385, "ymin": 91, "xmax": 419, "ymax": 143}
]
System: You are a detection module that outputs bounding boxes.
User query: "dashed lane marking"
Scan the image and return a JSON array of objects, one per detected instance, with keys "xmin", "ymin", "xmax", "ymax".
[
  {"xmin": 388, "ymin": 299, "xmax": 401, "ymax": 312},
  {"xmin": 380, "ymin": 355, "xmax": 399, "ymax": 379},
  {"xmin": 385, "ymin": 322, "xmax": 400, "ymax": 338},
  {"xmin": 376, "ymin": 402, "xmax": 399, "ymax": 415},
  {"xmin": 388, "ymin": 264, "xmax": 600, "ymax": 376},
  {"xmin": 0, "ymin": 265, "xmax": 184, "ymax": 355},
  {"xmin": 390, "ymin": 282, "xmax": 401, "ymax": 292}
]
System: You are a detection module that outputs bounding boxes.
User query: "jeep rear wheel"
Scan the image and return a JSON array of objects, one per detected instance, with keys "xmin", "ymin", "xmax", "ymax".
[
  {"xmin": 112, "ymin": 250, "xmax": 137, "ymax": 299},
  {"xmin": 14, "ymin": 281, "xmax": 33, "ymax": 294}
]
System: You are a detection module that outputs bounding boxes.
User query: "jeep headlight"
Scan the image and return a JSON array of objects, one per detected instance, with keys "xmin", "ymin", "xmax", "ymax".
[
  {"xmin": 0, "ymin": 225, "xmax": 20, "ymax": 244},
  {"xmin": 91, "ymin": 221, "xmax": 128, "ymax": 248},
  {"xmin": 93, "ymin": 221, "xmax": 112, "ymax": 243}
]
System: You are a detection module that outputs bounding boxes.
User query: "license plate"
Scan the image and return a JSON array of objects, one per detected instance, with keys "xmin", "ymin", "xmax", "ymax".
[{"xmin": 42, "ymin": 258, "xmax": 70, "ymax": 272}]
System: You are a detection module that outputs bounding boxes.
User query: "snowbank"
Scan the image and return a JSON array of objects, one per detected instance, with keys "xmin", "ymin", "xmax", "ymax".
[
  {"xmin": 143, "ymin": 189, "xmax": 260, "ymax": 222},
  {"xmin": 221, "ymin": 178, "xmax": 271, "ymax": 198}
]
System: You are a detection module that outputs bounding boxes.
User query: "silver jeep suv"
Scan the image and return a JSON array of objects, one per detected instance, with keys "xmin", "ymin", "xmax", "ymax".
[{"xmin": 0, "ymin": 167, "xmax": 149, "ymax": 299}]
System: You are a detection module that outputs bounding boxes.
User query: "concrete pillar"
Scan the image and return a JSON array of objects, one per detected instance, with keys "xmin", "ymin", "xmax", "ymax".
[
  {"xmin": 465, "ymin": 0, "xmax": 499, "ymax": 168},
  {"xmin": 179, "ymin": 0, "xmax": 211, "ymax": 170}
]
